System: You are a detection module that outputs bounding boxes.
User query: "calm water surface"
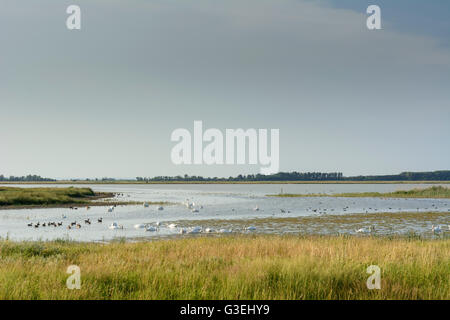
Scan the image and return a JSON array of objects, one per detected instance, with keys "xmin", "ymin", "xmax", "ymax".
[{"xmin": 1, "ymin": 184, "xmax": 449, "ymax": 241}]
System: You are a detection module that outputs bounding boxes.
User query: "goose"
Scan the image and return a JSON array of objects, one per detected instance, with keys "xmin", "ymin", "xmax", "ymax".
[
  {"xmin": 107, "ymin": 206, "xmax": 114, "ymax": 213},
  {"xmin": 253, "ymin": 206, "xmax": 259, "ymax": 211},
  {"xmin": 57, "ymin": 222, "xmax": 63, "ymax": 226},
  {"xmin": 280, "ymin": 209, "xmax": 286, "ymax": 213},
  {"xmin": 431, "ymin": 225, "xmax": 442, "ymax": 235},
  {"xmin": 67, "ymin": 225, "xmax": 71, "ymax": 230},
  {"xmin": 34, "ymin": 224, "xmax": 39, "ymax": 228},
  {"xmin": 76, "ymin": 224, "xmax": 82, "ymax": 229},
  {"xmin": 27, "ymin": 223, "xmax": 33, "ymax": 227},
  {"xmin": 84, "ymin": 219, "xmax": 91, "ymax": 224},
  {"xmin": 191, "ymin": 208, "xmax": 199, "ymax": 213},
  {"xmin": 97, "ymin": 218, "xmax": 103, "ymax": 223}
]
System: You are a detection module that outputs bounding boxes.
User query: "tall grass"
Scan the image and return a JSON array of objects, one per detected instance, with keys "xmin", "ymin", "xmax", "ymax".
[
  {"xmin": 270, "ymin": 186, "xmax": 450, "ymax": 199},
  {"xmin": 0, "ymin": 187, "xmax": 96, "ymax": 206},
  {"xmin": 0, "ymin": 235, "xmax": 448, "ymax": 299}
]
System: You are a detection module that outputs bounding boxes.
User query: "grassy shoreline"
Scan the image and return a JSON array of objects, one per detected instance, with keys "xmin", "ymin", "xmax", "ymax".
[
  {"xmin": 0, "ymin": 186, "xmax": 169, "ymax": 210},
  {"xmin": 0, "ymin": 235, "xmax": 448, "ymax": 299},
  {"xmin": 269, "ymin": 186, "xmax": 450, "ymax": 199}
]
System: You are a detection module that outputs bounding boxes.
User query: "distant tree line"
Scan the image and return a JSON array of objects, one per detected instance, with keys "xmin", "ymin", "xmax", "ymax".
[
  {"xmin": 0, "ymin": 174, "xmax": 56, "ymax": 182},
  {"xmin": 343, "ymin": 171, "xmax": 450, "ymax": 181},
  {"xmin": 136, "ymin": 170, "xmax": 450, "ymax": 182}
]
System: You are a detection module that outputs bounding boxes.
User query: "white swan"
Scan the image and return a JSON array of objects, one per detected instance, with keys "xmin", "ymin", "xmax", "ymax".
[
  {"xmin": 204, "ymin": 228, "xmax": 214, "ymax": 233},
  {"xmin": 109, "ymin": 222, "xmax": 123, "ymax": 230},
  {"xmin": 188, "ymin": 226, "xmax": 202, "ymax": 234},
  {"xmin": 168, "ymin": 223, "xmax": 177, "ymax": 229},
  {"xmin": 356, "ymin": 226, "xmax": 375, "ymax": 234},
  {"xmin": 155, "ymin": 221, "xmax": 161, "ymax": 226},
  {"xmin": 218, "ymin": 228, "xmax": 232, "ymax": 233}
]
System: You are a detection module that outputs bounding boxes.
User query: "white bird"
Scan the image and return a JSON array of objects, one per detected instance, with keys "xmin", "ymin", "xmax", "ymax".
[
  {"xmin": 218, "ymin": 228, "xmax": 232, "ymax": 233},
  {"xmin": 146, "ymin": 226, "xmax": 158, "ymax": 232},
  {"xmin": 134, "ymin": 224, "xmax": 146, "ymax": 229},
  {"xmin": 168, "ymin": 223, "xmax": 177, "ymax": 229},
  {"xmin": 204, "ymin": 228, "xmax": 214, "ymax": 233},
  {"xmin": 431, "ymin": 225, "xmax": 442, "ymax": 235},
  {"xmin": 246, "ymin": 226, "xmax": 256, "ymax": 231},
  {"xmin": 356, "ymin": 226, "xmax": 375, "ymax": 234},
  {"xmin": 179, "ymin": 228, "xmax": 187, "ymax": 234},
  {"xmin": 188, "ymin": 226, "xmax": 202, "ymax": 234},
  {"xmin": 109, "ymin": 222, "xmax": 123, "ymax": 230},
  {"xmin": 155, "ymin": 221, "xmax": 161, "ymax": 226}
]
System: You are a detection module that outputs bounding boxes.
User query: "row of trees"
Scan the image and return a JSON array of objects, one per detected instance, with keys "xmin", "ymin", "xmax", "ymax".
[
  {"xmin": 0, "ymin": 174, "xmax": 55, "ymax": 182},
  {"xmin": 137, "ymin": 172, "xmax": 345, "ymax": 182},
  {"xmin": 136, "ymin": 171, "xmax": 450, "ymax": 182}
]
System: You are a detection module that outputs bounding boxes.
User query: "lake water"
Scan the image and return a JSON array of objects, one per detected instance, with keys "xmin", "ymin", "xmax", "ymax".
[{"xmin": 1, "ymin": 183, "xmax": 449, "ymax": 241}]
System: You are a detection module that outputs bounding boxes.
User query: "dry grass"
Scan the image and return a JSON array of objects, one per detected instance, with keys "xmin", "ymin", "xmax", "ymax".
[{"xmin": 0, "ymin": 235, "xmax": 448, "ymax": 300}]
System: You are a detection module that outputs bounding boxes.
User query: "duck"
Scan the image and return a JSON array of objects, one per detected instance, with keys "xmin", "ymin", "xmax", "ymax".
[
  {"xmin": 157, "ymin": 206, "xmax": 164, "ymax": 211},
  {"xmin": 97, "ymin": 218, "xmax": 103, "ymax": 223},
  {"xmin": 27, "ymin": 223, "xmax": 33, "ymax": 227}
]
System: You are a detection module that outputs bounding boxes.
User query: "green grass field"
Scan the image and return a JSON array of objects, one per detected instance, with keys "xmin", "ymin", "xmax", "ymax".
[
  {"xmin": 269, "ymin": 186, "xmax": 450, "ymax": 199},
  {"xmin": 0, "ymin": 235, "xmax": 448, "ymax": 299}
]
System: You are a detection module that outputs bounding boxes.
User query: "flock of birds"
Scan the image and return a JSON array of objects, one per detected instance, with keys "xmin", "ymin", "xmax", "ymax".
[{"xmin": 24, "ymin": 197, "xmax": 450, "ymax": 237}]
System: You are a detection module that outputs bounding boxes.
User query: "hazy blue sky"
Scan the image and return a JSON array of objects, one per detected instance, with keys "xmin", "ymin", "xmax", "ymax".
[{"xmin": 1, "ymin": 0, "xmax": 449, "ymax": 179}]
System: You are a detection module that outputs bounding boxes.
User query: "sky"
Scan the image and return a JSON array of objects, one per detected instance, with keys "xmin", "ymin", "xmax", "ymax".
[{"xmin": 1, "ymin": 0, "xmax": 449, "ymax": 179}]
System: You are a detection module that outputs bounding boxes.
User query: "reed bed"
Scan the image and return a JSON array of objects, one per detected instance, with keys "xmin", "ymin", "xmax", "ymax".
[{"xmin": 0, "ymin": 235, "xmax": 448, "ymax": 300}]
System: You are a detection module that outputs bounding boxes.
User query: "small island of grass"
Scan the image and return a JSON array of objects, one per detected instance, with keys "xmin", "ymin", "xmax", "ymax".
[
  {"xmin": 268, "ymin": 186, "xmax": 450, "ymax": 199},
  {"xmin": 0, "ymin": 186, "xmax": 168, "ymax": 209}
]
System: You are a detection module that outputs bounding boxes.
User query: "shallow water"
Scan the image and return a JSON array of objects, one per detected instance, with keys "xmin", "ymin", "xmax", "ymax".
[{"xmin": 0, "ymin": 183, "xmax": 449, "ymax": 241}]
